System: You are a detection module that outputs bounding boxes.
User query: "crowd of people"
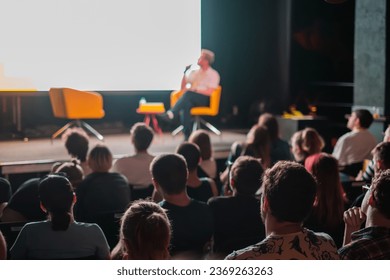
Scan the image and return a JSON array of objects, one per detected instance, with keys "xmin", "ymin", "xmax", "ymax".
[{"xmin": 1, "ymin": 105, "xmax": 390, "ymax": 260}]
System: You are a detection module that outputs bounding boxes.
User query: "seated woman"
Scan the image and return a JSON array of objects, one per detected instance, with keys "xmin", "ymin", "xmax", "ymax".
[
  {"xmin": 290, "ymin": 127, "xmax": 325, "ymax": 165},
  {"xmin": 111, "ymin": 200, "xmax": 171, "ymax": 260},
  {"xmin": 75, "ymin": 144, "xmax": 130, "ymax": 222},
  {"xmin": 10, "ymin": 175, "xmax": 110, "ymax": 259}
]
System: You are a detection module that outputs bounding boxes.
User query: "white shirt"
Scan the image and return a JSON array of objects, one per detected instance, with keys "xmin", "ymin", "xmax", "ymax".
[{"xmin": 187, "ymin": 67, "xmax": 220, "ymax": 95}]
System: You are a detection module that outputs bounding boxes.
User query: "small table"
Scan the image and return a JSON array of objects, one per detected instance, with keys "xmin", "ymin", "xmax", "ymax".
[{"xmin": 136, "ymin": 102, "xmax": 165, "ymax": 135}]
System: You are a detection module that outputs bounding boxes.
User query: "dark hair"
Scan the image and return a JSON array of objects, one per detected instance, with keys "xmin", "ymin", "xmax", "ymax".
[
  {"xmin": 262, "ymin": 161, "xmax": 316, "ymax": 223},
  {"xmin": 0, "ymin": 178, "xmax": 12, "ymax": 203},
  {"xmin": 230, "ymin": 156, "xmax": 263, "ymax": 195},
  {"xmin": 176, "ymin": 142, "xmax": 201, "ymax": 172},
  {"xmin": 130, "ymin": 122, "xmax": 154, "ymax": 151},
  {"xmin": 301, "ymin": 128, "xmax": 325, "ymax": 155},
  {"xmin": 88, "ymin": 144, "xmax": 113, "ymax": 172},
  {"xmin": 373, "ymin": 142, "xmax": 390, "ymax": 169},
  {"xmin": 354, "ymin": 109, "xmax": 374, "ymax": 128},
  {"xmin": 305, "ymin": 153, "xmax": 345, "ymax": 228},
  {"xmin": 245, "ymin": 125, "xmax": 271, "ymax": 168},
  {"xmin": 39, "ymin": 175, "xmax": 74, "ymax": 231},
  {"xmin": 150, "ymin": 154, "xmax": 188, "ymax": 195},
  {"xmin": 189, "ymin": 130, "xmax": 212, "ymax": 160},
  {"xmin": 64, "ymin": 129, "xmax": 89, "ymax": 162},
  {"xmin": 371, "ymin": 169, "xmax": 390, "ymax": 219},
  {"xmin": 258, "ymin": 113, "xmax": 279, "ymax": 141},
  {"xmin": 54, "ymin": 160, "xmax": 84, "ymax": 188},
  {"xmin": 120, "ymin": 200, "xmax": 171, "ymax": 259}
]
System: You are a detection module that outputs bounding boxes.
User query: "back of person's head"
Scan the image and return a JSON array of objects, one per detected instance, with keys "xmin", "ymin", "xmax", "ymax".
[
  {"xmin": 305, "ymin": 153, "xmax": 345, "ymax": 227},
  {"xmin": 354, "ymin": 109, "xmax": 374, "ymax": 128},
  {"xmin": 150, "ymin": 154, "xmax": 188, "ymax": 195},
  {"xmin": 258, "ymin": 113, "xmax": 279, "ymax": 141},
  {"xmin": 201, "ymin": 49, "xmax": 215, "ymax": 64},
  {"xmin": 130, "ymin": 122, "xmax": 154, "ymax": 151},
  {"xmin": 63, "ymin": 128, "xmax": 89, "ymax": 162},
  {"xmin": 0, "ymin": 177, "xmax": 12, "ymax": 204},
  {"xmin": 54, "ymin": 160, "xmax": 84, "ymax": 188},
  {"xmin": 176, "ymin": 142, "xmax": 201, "ymax": 172},
  {"xmin": 88, "ymin": 144, "xmax": 113, "ymax": 172},
  {"xmin": 246, "ymin": 125, "xmax": 271, "ymax": 167},
  {"xmin": 120, "ymin": 200, "xmax": 171, "ymax": 259},
  {"xmin": 301, "ymin": 128, "xmax": 325, "ymax": 155},
  {"xmin": 370, "ymin": 169, "xmax": 390, "ymax": 219},
  {"xmin": 39, "ymin": 175, "xmax": 74, "ymax": 231},
  {"xmin": 262, "ymin": 161, "xmax": 316, "ymax": 223},
  {"xmin": 188, "ymin": 129, "xmax": 212, "ymax": 160},
  {"xmin": 230, "ymin": 156, "xmax": 263, "ymax": 195},
  {"xmin": 291, "ymin": 130, "xmax": 306, "ymax": 162},
  {"xmin": 373, "ymin": 142, "xmax": 390, "ymax": 170}
]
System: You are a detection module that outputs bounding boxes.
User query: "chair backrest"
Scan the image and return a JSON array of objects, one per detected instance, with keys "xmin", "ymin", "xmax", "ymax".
[
  {"xmin": 190, "ymin": 86, "xmax": 222, "ymax": 116},
  {"xmin": 49, "ymin": 88, "xmax": 105, "ymax": 119},
  {"xmin": 0, "ymin": 221, "xmax": 27, "ymax": 254}
]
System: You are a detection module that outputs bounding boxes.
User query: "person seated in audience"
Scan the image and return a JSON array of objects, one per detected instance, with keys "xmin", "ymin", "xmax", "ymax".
[
  {"xmin": 111, "ymin": 200, "xmax": 171, "ymax": 260},
  {"xmin": 359, "ymin": 125, "xmax": 390, "ymax": 183},
  {"xmin": 60, "ymin": 128, "xmax": 92, "ymax": 176},
  {"xmin": 112, "ymin": 123, "xmax": 155, "ymax": 194},
  {"xmin": 290, "ymin": 127, "xmax": 325, "ymax": 165},
  {"xmin": 10, "ymin": 174, "xmax": 110, "ymax": 259},
  {"xmin": 258, "ymin": 113, "xmax": 292, "ymax": 164},
  {"xmin": 0, "ymin": 178, "xmax": 12, "ymax": 219},
  {"xmin": 189, "ymin": 129, "xmax": 218, "ymax": 179},
  {"xmin": 339, "ymin": 169, "xmax": 390, "ymax": 259},
  {"xmin": 176, "ymin": 142, "xmax": 218, "ymax": 202},
  {"xmin": 75, "ymin": 144, "xmax": 130, "ymax": 222},
  {"xmin": 304, "ymin": 153, "xmax": 348, "ymax": 248},
  {"xmin": 220, "ymin": 125, "xmax": 271, "ymax": 189},
  {"xmin": 225, "ymin": 161, "xmax": 339, "ymax": 260},
  {"xmin": 208, "ymin": 156, "xmax": 265, "ymax": 258},
  {"xmin": 332, "ymin": 109, "xmax": 377, "ymax": 177},
  {"xmin": 150, "ymin": 154, "xmax": 214, "ymax": 258},
  {"xmin": 0, "ymin": 230, "xmax": 6, "ymax": 260},
  {"xmin": 1, "ymin": 161, "xmax": 83, "ymax": 222}
]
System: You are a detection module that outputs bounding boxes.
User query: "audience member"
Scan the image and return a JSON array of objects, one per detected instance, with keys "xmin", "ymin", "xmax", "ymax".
[
  {"xmin": 304, "ymin": 153, "xmax": 347, "ymax": 248},
  {"xmin": 176, "ymin": 142, "xmax": 218, "ymax": 202},
  {"xmin": 0, "ymin": 230, "xmax": 6, "ymax": 260},
  {"xmin": 339, "ymin": 169, "xmax": 390, "ymax": 259},
  {"xmin": 150, "ymin": 154, "xmax": 214, "ymax": 258},
  {"xmin": 258, "ymin": 113, "xmax": 292, "ymax": 164},
  {"xmin": 10, "ymin": 175, "xmax": 110, "ymax": 259},
  {"xmin": 0, "ymin": 178, "xmax": 12, "ymax": 219},
  {"xmin": 332, "ymin": 109, "xmax": 377, "ymax": 177},
  {"xmin": 112, "ymin": 123, "xmax": 155, "ymax": 191},
  {"xmin": 208, "ymin": 156, "xmax": 265, "ymax": 257},
  {"xmin": 2, "ymin": 161, "xmax": 84, "ymax": 222},
  {"xmin": 111, "ymin": 200, "xmax": 171, "ymax": 260},
  {"xmin": 189, "ymin": 129, "xmax": 218, "ymax": 179},
  {"xmin": 226, "ymin": 161, "xmax": 339, "ymax": 260},
  {"xmin": 290, "ymin": 127, "xmax": 325, "ymax": 165},
  {"xmin": 75, "ymin": 144, "xmax": 130, "ymax": 222}
]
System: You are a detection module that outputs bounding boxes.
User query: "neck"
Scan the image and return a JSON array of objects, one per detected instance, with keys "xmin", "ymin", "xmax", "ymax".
[
  {"xmin": 135, "ymin": 149, "xmax": 148, "ymax": 154},
  {"xmin": 265, "ymin": 213, "xmax": 303, "ymax": 236},
  {"xmin": 163, "ymin": 191, "xmax": 191, "ymax": 207},
  {"xmin": 352, "ymin": 126, "xmax": 365, "ymax": 132},
  {"xmin": 186, "ymin": 171, "xmax": 201, "ymax": 186},
  {"xmin": 200, "ymin": 64, "xmax": 210, "ymax": 71},
  {"xmin": 365, "ymin": 208, "xmax": 390, "ymax": 228}
]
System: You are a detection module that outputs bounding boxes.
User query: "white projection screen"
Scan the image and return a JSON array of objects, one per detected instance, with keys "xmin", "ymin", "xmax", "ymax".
[{"xmin": 0, "ymin": 0, "xmax": 201, "ymax": 91}]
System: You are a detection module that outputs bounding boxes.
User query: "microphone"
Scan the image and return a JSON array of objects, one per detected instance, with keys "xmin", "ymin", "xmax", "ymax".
[{"xmin": 184, "ymin": 64, "xmax": 192, "ymax": 74}]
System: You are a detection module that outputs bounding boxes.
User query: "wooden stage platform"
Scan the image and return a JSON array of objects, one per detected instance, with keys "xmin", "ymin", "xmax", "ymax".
[{"xmin": 0, "ymin": 129, "xmax": 247, "ymax": 177}]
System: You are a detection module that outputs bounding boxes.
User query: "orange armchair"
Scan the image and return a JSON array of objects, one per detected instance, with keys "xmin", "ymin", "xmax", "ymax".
[
  {"xmin": 49, "ymin": 88, "xmax": 105, "ymax": 141},
  {"xmin": 170, "ymin": 86, "xmax": 222, "ymax": 136}
]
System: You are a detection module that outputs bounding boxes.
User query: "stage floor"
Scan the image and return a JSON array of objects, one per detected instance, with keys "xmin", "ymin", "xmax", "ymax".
[{"xmin": 0, "ymin": 129, "xmax": 247, "ymax": 176}]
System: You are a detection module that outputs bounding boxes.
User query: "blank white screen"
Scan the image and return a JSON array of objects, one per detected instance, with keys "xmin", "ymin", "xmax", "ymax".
[{"xmin": 0, "ymin": 0, "xmax": 201, "ymax": 91}]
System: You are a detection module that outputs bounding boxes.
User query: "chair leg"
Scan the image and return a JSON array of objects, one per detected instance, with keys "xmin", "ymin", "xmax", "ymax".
[
  {"xmin": 81, "ymin": 121, "xmax": 104, "ymax": 141},
  {"xmin": 171, "ymin": 125, "xmax": 184, "ymax": 136},
  {"xmin": 199, "ymin": 118, "xmax": 221, "ymax": 136},
  {"xmin": 51, "ymin": 121, "xmax": 76, "ymax": 141}
]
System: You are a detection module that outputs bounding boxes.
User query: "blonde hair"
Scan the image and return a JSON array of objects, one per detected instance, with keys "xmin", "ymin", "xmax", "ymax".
[{"xmin": 87, "ymin": 144, "xmax": 113, "ymax": 172}]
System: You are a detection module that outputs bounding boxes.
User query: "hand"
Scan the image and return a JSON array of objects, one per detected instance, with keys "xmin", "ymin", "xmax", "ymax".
[{"xmin": 343, "ymin": 207, "xmax": 366, "ymax": 230}]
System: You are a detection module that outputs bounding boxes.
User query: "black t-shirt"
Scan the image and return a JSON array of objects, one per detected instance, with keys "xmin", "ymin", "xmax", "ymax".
[
  {"xmin": 186, "ymin": 178, "xmax": 213, "ymax": 203},
  {"xmin": 208, "ymin": 194, "xmax": 265, "ymax": 254}
]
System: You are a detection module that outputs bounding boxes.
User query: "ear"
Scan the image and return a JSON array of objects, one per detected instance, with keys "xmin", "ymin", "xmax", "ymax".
[
  {"xmin": 261, "ymin": 195, "xmax": 269, "ymax": 213},
  {"xmin": 368, "ymin": 192, "xmax": 376, "ymax": 207},
  {"xmin": 230, "ymin": 178, "xmax": 235, "ymax": 189},
  {"xmin": 40, "ymin": 202, "xmax": 47, "ymax": 213},
  {"xmin": 377, "ymin": 159, "xmax": 385, "ymax": 171},
  {"xmin": 72, "ymin": 192, "xmax": 77, "ymax": 204},
  {"xmin": 152, "ymin": 178, "xmax": 161, "ymax": 193}
]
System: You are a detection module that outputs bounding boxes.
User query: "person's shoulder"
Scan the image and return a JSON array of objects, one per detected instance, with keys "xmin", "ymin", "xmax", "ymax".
[{"xmin": 225, "ymin": 242, "xmax": 262, "ymax": 260}]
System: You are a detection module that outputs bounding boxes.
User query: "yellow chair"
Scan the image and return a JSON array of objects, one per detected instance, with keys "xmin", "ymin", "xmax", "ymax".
[
  {"xmin": 170, "ymin": 86, "xmax": 222, "ymax": 136},
  {"xmin": 49, "ymin": 88, "xmax": 105, "ymax": 141}
]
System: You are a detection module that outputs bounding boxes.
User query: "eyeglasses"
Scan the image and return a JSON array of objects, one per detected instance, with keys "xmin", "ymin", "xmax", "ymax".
[{"xmin": 362, "ymin": 185, "xmax": 371, "ymax": 192}]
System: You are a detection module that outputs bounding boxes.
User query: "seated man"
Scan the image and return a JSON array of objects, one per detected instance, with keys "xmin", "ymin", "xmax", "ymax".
[
  {"xmin": 162, "ymin": 49, "xmax": 220, "ymax": 140},
  {"xmin": 112, "ymin": 123, "xmax": 155, "ymax": 197},
  {"xmin": 150, "ymin": 154, "xmax": 214, "ymax": 258},
  {"xmin": 226, "ymin": 161, "xmax": 339, "ymax": 260},
  {"xmin": 339, "ymin": 169, "xmax": 390, "ymax": 259},
  {"xmin": 332, "ymin": 109, "xmax": 377, "ymax": 176},
  {"xmin": 208, "ymin": 156, "xmax": 265, "ymax": 257}
]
